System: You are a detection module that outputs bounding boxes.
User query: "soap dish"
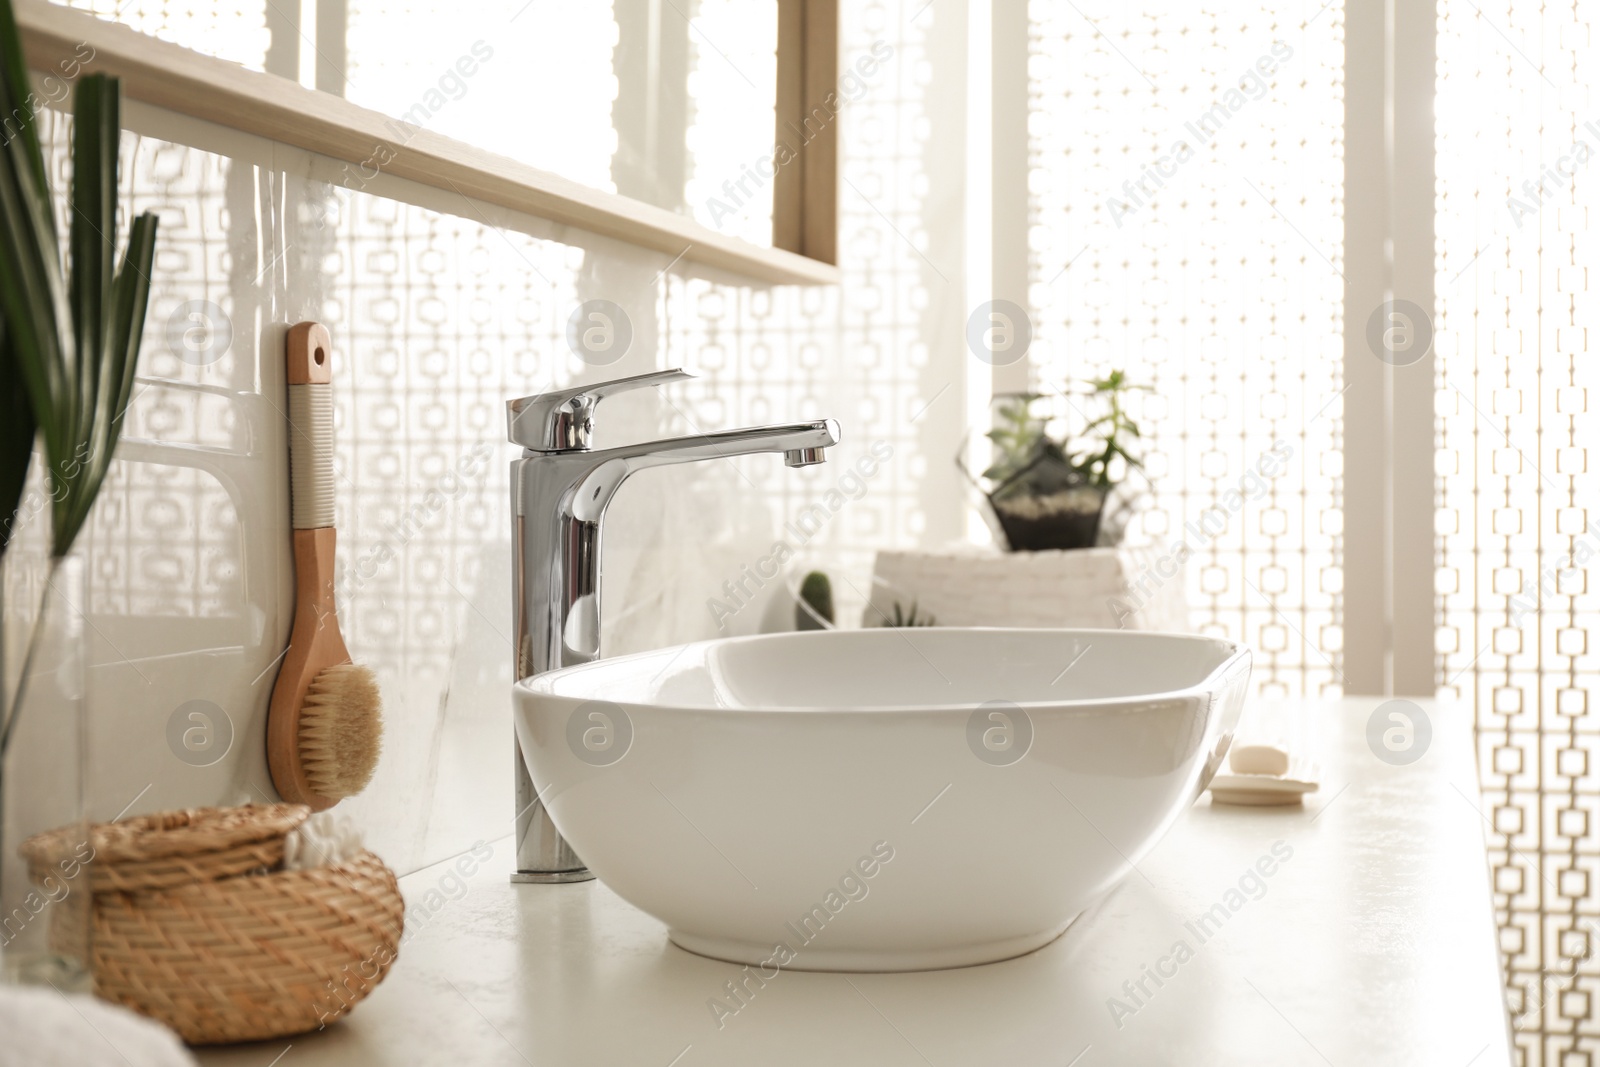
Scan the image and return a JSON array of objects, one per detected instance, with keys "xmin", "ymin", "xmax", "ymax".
[{"xmin": 1208, "ymin": 758, "xmax": 1321, "ymax": 807}]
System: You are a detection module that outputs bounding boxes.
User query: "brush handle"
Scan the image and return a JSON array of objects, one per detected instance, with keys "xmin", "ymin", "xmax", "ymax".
[{"xmin": 286, "ymin": 322, "xmax": 335, "ymax": 531}]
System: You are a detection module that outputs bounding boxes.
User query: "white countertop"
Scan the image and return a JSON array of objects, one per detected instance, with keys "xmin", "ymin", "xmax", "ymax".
[{"xmin": 197, "ymin": 699, "xmax": 1512, "ymax": 1066}]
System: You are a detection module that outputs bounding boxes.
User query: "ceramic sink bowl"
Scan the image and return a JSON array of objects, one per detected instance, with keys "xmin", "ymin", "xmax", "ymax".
[{"xmin": 513, "ymin": 627, "xmax": 1250, "ymax": 971}]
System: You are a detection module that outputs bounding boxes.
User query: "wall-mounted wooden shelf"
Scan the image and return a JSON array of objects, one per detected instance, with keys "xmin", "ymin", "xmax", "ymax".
[{"xmin": 16, "ymin": 0, "xmax": 840, "ymax": 287}]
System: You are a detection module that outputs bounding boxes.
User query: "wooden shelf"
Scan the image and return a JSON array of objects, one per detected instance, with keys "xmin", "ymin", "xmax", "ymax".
[{"xmin": 17, "ymin": 0, "xmax": 840, "ymax": 287}]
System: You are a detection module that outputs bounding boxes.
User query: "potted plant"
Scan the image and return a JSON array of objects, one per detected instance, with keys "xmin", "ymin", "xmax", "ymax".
[
  {"xmin": 0, "ymin": 0, "xmax": 159, "ymax": 987},
  {"xmin": 972, "ymin": 371, "xmax": 1147, "ymax": 552},
  {"xmin": 865, "ymin": 369, "xmax": 1188, "ymax": 634}
]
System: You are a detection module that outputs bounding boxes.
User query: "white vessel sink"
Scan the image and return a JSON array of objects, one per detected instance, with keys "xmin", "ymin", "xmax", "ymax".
[{"xmin": 512, "ymin": 627, "xmax": 1250, "ymax": 972}]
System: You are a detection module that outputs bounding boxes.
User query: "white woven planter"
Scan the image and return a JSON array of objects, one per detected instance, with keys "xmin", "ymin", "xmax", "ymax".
[{"xmin": 867, "ymin": 545, "xmax": 1191, "ymax": 633}]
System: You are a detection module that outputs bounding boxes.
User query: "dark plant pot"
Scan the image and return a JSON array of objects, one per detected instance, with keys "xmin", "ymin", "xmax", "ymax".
[{"xmin": 988, "ymin": 485, "xmax": 1108, "ymax": 552}]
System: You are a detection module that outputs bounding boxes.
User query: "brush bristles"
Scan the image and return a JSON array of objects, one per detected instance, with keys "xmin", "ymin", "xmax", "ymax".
[{"xmin": 300, "ymin": 662, "xmax": 383, "ymax": 798}]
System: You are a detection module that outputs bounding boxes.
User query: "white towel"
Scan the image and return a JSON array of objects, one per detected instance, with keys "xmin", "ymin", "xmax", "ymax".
[
  {"xmin": 283, "ymin": 810, "xmax": 365, "ymax": 871},
  {"xmin": 0, "ymin": 985, "xmax": 195, "ymax": 1067}
]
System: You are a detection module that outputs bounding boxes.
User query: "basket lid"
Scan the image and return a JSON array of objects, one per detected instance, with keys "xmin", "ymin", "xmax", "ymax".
[{"xmin": 19, "ymin": 803, "xmax": 311, "ymax": 868}]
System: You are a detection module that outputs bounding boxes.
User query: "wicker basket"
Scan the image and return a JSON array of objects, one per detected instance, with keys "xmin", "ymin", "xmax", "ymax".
[{"xmin": 20, "ymin": 804, "xmax": 405, "ymax": 1045}]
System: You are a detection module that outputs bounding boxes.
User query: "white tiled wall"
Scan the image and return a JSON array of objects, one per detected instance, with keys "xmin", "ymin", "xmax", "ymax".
[{"xmin": 21, "ymin": 0, "xmax": 974, "ymax": 876}]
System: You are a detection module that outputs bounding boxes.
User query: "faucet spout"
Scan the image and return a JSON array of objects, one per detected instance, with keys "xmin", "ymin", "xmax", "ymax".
[
  {"xmin": 604, "ymin": 419, "xmax": 838, "ymax": 466},
  {"xmin": 507, "ymin": 389, "xmax": 841, "ymax": 883},
  {"xmin": 567, "ymin": 420, "xmax": 839, "ymax": 522}
]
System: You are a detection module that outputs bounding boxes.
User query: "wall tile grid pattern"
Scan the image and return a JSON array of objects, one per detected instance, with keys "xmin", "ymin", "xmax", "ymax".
[
  {"xmin": 1026, "ymin": 2, "xmax": 1347, "ymax": 702},
  {"xmin": 1437, "ymin": 3, "xmax": 1600, "ymax": 1062}
]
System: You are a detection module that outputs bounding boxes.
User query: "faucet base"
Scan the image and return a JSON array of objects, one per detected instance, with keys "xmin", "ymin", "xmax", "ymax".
[{"xmin": 510, "ymin": 869, "xmax": 595, "ymax": 884}]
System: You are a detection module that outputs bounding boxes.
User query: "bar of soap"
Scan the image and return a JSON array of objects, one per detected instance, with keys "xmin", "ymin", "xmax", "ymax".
[
  {"xmin": 1208, "ymin": 758, "xmax": 1320, "ymax": 806},
  {"xmin": 1229, "ymin": 743, "xmax": 1291, "ymax": 777}
]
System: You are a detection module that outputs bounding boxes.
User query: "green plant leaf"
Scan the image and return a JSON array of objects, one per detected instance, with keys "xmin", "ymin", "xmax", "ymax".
[
  {"xmin": 0, "ymin": 0, "xmax": 71, "ymax": 558},
  {"xmin": 0, "ymin": 0, "xmax": 68, "ymax": 362},
  {"xmin": 69, "ymin": 75, "xmax": 118, "ymax": 468},
  {"xmin": 0, "ymin": 15, "xmax": 159, "ymax": 560},
  {"xmin": 58, "ymin": 211, "xmax": 155, "ymax": 555},
  {"xmin": 0, "ymin": 102, "xmax": 71, "ymax": 439},
  {"xmin": 55, "ymin": 80, "xmax": 155, "ymax": 557},
  {"xmin": 0, "ymin": 0, "xmax": 48, "ymax": 203},
  {"xmin": 0, "ymin": 321, "xmax": 34, "ymax": 556}
]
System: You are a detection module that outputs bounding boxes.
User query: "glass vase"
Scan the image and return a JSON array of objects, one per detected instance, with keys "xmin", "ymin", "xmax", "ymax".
[{"xmin": 0, "ymin": 550, "xmax": 92, "ymax": 990}]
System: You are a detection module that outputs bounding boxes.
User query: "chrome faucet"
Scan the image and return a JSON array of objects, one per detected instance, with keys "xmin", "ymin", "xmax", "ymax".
[{"xmin": 506, "ymin": 368, "xmax": 840, "ymax": 882}]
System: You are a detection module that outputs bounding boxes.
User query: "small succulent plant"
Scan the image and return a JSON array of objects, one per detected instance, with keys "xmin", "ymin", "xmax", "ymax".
[
  {"xmin": 796, "ymin": 570, "xmax": 834, "ymax": 631},
  {"xmin": 879, "ymin": 599, "xmax": 936, "ymax": 628}
]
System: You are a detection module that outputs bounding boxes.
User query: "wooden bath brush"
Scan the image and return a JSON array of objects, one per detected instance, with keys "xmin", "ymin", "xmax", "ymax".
[{"xmin": 268, "ymin": 322, "xmax": 383, "ymax": 810}]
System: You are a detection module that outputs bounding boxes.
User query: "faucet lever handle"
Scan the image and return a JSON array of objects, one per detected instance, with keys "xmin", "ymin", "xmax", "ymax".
[{"xmin": 507, "ymin": 368, "xmax": 695, "ymax": 451}]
